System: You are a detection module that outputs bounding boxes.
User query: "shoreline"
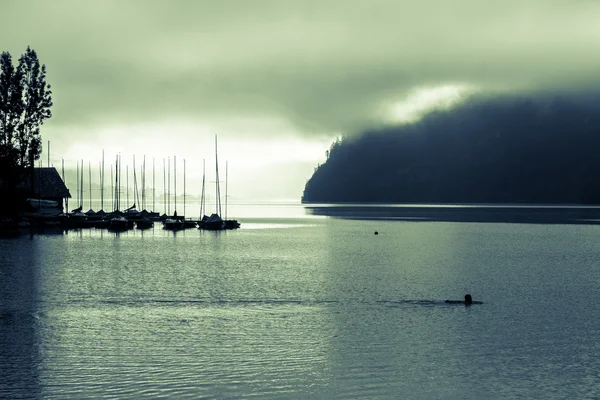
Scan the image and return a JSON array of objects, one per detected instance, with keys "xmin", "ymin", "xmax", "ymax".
[{"xmin": 303, "ymin": 204, "xmax": 600, "ymax": 224}]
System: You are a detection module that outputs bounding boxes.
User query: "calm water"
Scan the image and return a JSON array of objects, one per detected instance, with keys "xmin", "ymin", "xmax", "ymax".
[{"xmin": 2, "ymin": 203, "xmax": 600, "ymax": 399}]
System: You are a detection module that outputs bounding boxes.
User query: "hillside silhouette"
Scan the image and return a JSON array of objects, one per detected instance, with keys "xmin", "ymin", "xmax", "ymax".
[{"xmin": 302, "ymin": 92, "xmax": 600, "ymax": 204}]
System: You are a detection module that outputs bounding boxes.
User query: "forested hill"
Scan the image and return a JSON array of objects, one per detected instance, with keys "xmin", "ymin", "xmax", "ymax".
[{"xmin": 302, "ymin": 93, "xmax": 600, "ymax": 204}]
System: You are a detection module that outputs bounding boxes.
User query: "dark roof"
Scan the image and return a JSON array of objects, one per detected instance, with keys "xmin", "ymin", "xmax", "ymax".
[{"xmin": 20, "ymin": 167, "xmax": 71, "ymax": 199}]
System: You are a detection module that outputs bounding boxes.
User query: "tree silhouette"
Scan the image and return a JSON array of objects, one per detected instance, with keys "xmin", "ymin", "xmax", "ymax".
[{"xmin": 0, "ymin": 46, "xmax": 52, "ymax": 199}]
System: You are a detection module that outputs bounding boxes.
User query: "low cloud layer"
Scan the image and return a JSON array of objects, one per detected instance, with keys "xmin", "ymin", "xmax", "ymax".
[{"xmin": 3, "ymin": 0, "xmax": 600, "ymax": 139}]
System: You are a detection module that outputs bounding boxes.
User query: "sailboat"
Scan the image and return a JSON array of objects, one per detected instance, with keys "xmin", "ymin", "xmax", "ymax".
[
  {"xmin": 158, "ymin": 158, "xmax": 169, "ymax": 222},
  {"xmin": 163, "ymin": 156, "xmax": 184, "ymax": 230},
  {"xmin": 108, "ymin": 213, "xmax": 129, "ymax": 231},
  {"xmin": 108, "ymin": 154, "xmax": 129, "ymax": 232},
  {"xmin": 95, "ymin": 153, "xmax": 109, "ymax": 228},
  {"xmin": 198, "ymin": 139, "xmax": 223, "ymax": 230},
  {"xmin": 182, "ymin": 158, "xmax": 197, "ymax": 229},
  {"xmin": 124, "ymin": 203, "xmax": 140, "ymax": 219},
  {"xmin": 136, "ymin": 155, "xmax": 155, "ymax": 229},
  {"xmin": 148, "ymin": 157, "xmax": 160, "ymax": 221},
  {"xmin": 68, "ymin": 160, "xmax": 88, "ymax": 228},
  {"xmin": 123, "ymin": 156, "xmax": 141, "ymax": 220},
  {"xmin": 84, "ymin": 161, "xmax": 102, "ymax": 225},
  {"xmin": 199, "ymin": 136, "xmax": 240, "ymax": 230}
]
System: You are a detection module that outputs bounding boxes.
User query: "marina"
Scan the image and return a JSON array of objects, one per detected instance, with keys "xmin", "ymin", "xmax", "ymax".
[{"xmin": 8, "ymin": 137, "xmax": 241, "ymax": 235}]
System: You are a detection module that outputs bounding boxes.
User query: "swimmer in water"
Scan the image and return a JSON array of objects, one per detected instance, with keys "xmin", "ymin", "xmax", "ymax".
[
  {"xmin": 464, "ymin": 294, "xmax": 472, "ymax": 305},
  {"xmin": 445, "ymin": 294, "xmax": 480, "ymax": 305}
]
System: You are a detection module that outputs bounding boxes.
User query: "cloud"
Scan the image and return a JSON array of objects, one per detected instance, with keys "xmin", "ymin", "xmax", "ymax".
[
  {"xmin": 384, "ymin": 84, "xmax": 478, "ymax": 124},
  {"xmin": 2, "ymin": 0, "xmax": 600, "ymax": 137}
]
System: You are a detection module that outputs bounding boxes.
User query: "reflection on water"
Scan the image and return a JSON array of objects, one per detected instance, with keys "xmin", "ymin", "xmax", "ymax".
[
  {"xmin": 305, "ymin": 203, "xmax": 600, "ymax": 223},
  {"xmin": 2, "ymin": 204, "xmax": 600, "ymax": 398},
  {"xmin": 0, "ymin": 239, "xmax": 42, "ymax": 398}
]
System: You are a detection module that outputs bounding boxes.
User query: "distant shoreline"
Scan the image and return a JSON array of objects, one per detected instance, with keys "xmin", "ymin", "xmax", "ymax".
[{"xmin": 303, "ymin": 203, "xmax": 600, "ymax": 224}]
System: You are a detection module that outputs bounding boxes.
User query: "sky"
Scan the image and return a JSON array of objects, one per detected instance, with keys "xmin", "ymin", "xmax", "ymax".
[{"xmin": 2, "ymin": 0, "xmax": 600, "ymax": 204}]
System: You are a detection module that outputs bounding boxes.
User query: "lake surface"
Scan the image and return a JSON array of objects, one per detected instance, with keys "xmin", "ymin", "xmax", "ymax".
[{"xmin": 2, "ymin": 203, "xmax": 600, "ymax": 399}]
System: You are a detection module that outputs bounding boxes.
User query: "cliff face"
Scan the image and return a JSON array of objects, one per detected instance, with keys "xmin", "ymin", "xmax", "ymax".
[{"xmin": 302, "ymin": 93, "xmax": 600, "ymax": 204}]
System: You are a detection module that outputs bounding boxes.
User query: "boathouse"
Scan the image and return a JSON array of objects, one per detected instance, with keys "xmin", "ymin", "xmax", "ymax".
[{"xmin": 19, "ymin": 167, "xmax": 71, "ymax": 211}]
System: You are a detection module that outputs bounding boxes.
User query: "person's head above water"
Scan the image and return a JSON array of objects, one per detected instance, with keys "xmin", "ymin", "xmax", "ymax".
[{"xmin": 464, "ymin": 294, "xmax": 472, "ymax": 305}]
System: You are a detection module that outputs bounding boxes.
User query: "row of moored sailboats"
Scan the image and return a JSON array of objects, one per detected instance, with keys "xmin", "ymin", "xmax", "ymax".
[{"xmin": 63, "ymin": 137, "xmax": 240, "ymax": 232}]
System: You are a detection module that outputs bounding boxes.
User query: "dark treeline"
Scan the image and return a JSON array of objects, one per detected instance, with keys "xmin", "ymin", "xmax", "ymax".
[{"xmin": 302, "ymin": 92, "xmax": 600, "ymax": 204}]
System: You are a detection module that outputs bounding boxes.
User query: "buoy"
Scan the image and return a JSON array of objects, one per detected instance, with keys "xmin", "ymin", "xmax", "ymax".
[{"xmin": 374, "ymin": 231, "xmax": 379, "ymax": 235}]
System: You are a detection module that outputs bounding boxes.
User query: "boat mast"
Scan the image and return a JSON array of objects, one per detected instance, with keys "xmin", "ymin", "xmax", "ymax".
[
  {"xmin": 174, "ymin": 155, "xmax": 177, "ymax": 215},
  {"xmin": 111, "ymin": 163, "xmax": 114, "ymax": 211},
  {"xmin": 168, "ymin": 157, "xmax": 171, "ymax": 216},
  {"xmin": 101, "ymin": 150, "xmax": 105, "ymax": 211},
  {"xmin": 117, "ymin": 154, "xmax": 121, "ymax": 211},
  {"xmin": 76, "ymin": 161, "xmax": 79, "ymax": 209},
  {"xmin": 152, "ymin": 157, "xmax": 155, "ymax": 213},
  {"xmin": 215, "ymin": 135, "xmax": 221, "ymax": 216},
  {"xmin": 142, "ymin": 155, "xmax": 146, "ymax": 210},
  {"xmin": 99, "ymin": 161, "xmax": 102, "ymax": 210},
  {"xmin": 163, "ymin": 158, "xmax": 166, "ymax": 215},
  {"xmin": 88, "ymin": 161, "xmax": 92, "ymax": 210},
  {"xmin": 80, "ymin": 159, "xmax": 84, "ymax": 209},
  {"xmin": 119, "ymin": 154, "xmax": 123, "ymax": 210},
  {"xmin": 183, "ymin": 158, "xmax": 186, "ymax": 219},
  {"xmin": 135, "ymin": 155, "xmax": 140, "ymax": 208},
  {"xmin": 200, "ymin": 158, "xmax": 205, "ymax": 218},
  {"xmin": 225, "ymin": 160, "xmax": 228, "ymax": 221},
  {"xmin": 114, "ymin": 155, "xmax": 118, "ymax": 211},
  {"xmin": 126, "ymin": 164, "xmax": 129, "ymax": 208},
  {"xmin": 62, "ymin": 158, "xmax": 68, "ymax": 212},
  {"xmin": 133, "ymin": 155, "xmax": 139, "ymax": 208}
]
